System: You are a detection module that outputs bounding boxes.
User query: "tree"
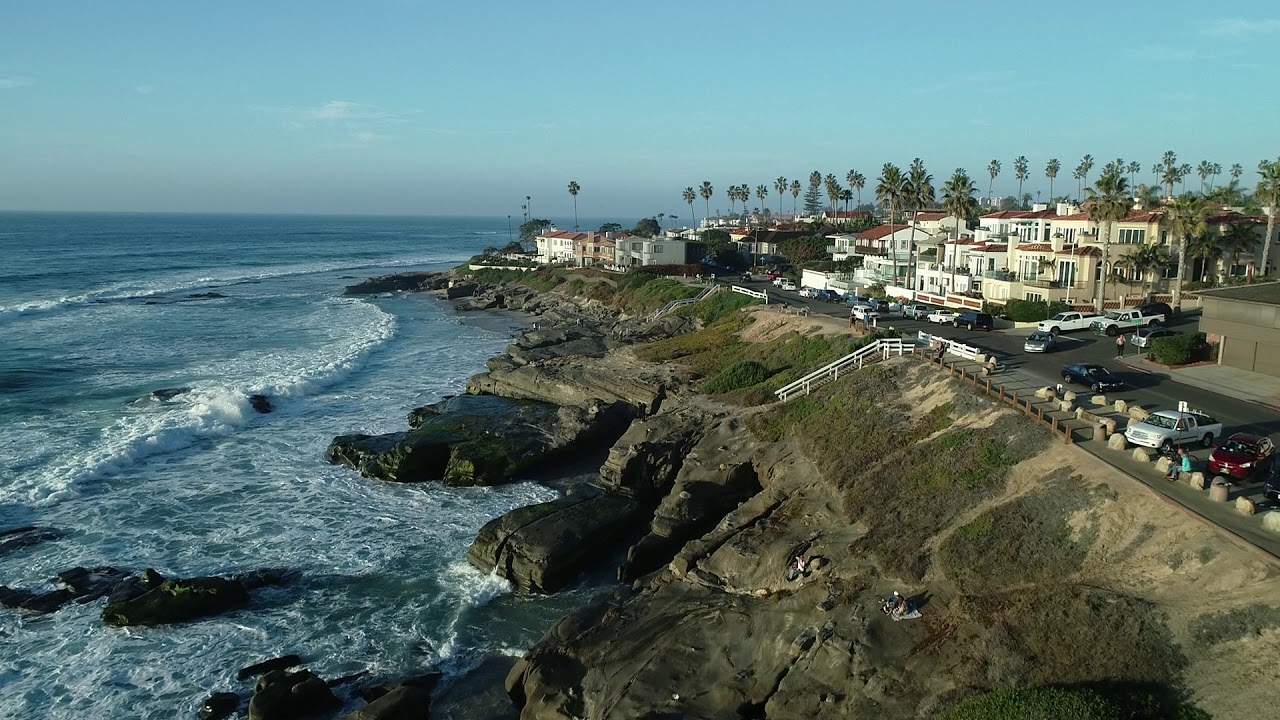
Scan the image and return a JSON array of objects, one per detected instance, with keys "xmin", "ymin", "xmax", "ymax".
[
  {"xmin": 1118, "ymin": 244, "xmax": 1165, "ymax": 296},
  {"xmin": 1083, "ymin": 165, "xmax": 1130, "ymax": 311},
  {"xmin": 699, "ymin": 228, "xmax": 744, "ymax": 267},
  {"xmin": 1221, "ymin": 223, "xmax": 1261, "ymax": 278},
  {"xmin": 699, "ymin": 181, "xmax": 714, "ymax": 220},
  {"xmin": 875, "ymin": 163, "xmax": 908, "ymax": 285},
  {"xmin": 1188, "ymin": 228, "xmax": 1228, "ymax": 283},
  {"xmin": 942, "ymin": 168, "xmax": 978, "ymax": 292},
  {"xmin": 907, "ymin": 158, "xmax": 934, "ymax": 290},
  {"xmin": 825, "ymin": 174, "xmax": 841, "ymax": 215},
  {"xmin": 1231, "ymin": 163, "xmax": 1244, "ymax": 182},
  {"xmin": 682, "ymin": 187, "xmax": 697, "ymax": 228},
  {"xmin": 774, "ymin": 177, "xmax": 788, "ymax": 215},
  {"xmin": 519, "ymin": 218, "xmax": 552, "ymax": 241},
  {"xmin": 1165, "ymin": 193, "xmax": 1210, "ymax": 308},
  {"xmin": 1076, "ymin": 154, "xmax": 1094, "ymax": 201},
  {"xmin": 632, "ymin": 217, "xmax": 661, "ymax": 238},
  {"xmin": 986, "ymin": 159, "xmax": 1001, "ymax": 203},
  {"xmin": 756, "ymin": 184, "xmax": 769, "ymax": 219},
  {"xmin": 1013, "ymin": 155, "xmax": 1029, "ymax": 206},
  {"xmin": 1158, "ymin": 150, "xmax": 1178, "ymax": 199},
  {"xmin": 1257, "ymin": 157, "xmax": 1280, "ymax": 278},
  {"xmin": 726, "ymin": 185, "xmax": 737, "ymax": 215},
  {"xmin": 802, "ymin": 173, "xmax": 824, "ymax": 216},
  {"xmin": 840, "ymin": 188, "xmax": 853, "ymax": 214},
  {"xmin": 1211, "ymin": 162, "xmax": 1223, "ymax": 190},
  {"xmin": 598, "ymin": 222, "xmax": 623, "ymax": 233},
  {"xmin": 1178, "ymin": 163, "xmax": 1192, "ymax": 192},
  {"xmin": 777, "ymin": 235, "xmax": 829, "ymax": 263},
  {"xmin": 1045, "ymin": 158, "xmax": 1061, "ymax": 202},
  {"xmin": 790, "ymin": 179, "xmax": 801, "ymax": 215},
  {"xmin": 566, "ymin": 180, "xmax": 581, "ymax": 230},
  {"xmin": 1135, "ymin": 184, "xmax": 1163, "ymax": 210},
  {"xmin": 1126, "ymin": 160, "xmax": 1141, "ymax": 188}
]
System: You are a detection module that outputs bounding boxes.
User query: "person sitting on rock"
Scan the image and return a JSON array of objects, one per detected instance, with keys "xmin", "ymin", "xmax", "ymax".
[
  {"xmin": 786, "ymin": 555, "xmax": 808, "ymax": 582},
  {"xmin": 883, "ymin": 591, "xmax": 908, "ymax": 616}
]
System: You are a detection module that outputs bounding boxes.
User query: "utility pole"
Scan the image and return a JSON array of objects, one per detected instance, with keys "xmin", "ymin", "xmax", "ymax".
[{"xmin": 507, "ymin": 214, "xmax": 512, "ymax": 243}]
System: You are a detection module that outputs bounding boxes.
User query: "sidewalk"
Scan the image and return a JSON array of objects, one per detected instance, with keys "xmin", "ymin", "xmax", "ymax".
[{"xmin": 1117, "ymin": 355, "xmax": 1280, "ymax": 410}]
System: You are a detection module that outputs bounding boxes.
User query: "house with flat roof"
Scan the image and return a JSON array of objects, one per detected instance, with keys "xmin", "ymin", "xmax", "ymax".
[
  {"xmin": 1196, "ymin": 282, "xmax": 1280, "ymax": 377},
  {"xmin": 614, "ymin": 237, "xmax": 705, "ymax": 267}
]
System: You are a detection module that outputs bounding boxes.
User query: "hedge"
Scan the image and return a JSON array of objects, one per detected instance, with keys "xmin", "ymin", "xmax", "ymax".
[
  {"xmin": 702, "ymin": 360, "xmax": 775, "ymax": 394},
  {"xmin": 999, "ymin": 299, "xmax": 1069, "ymax": 323},
  {"xmin": 942, "ymin": 686, "xmax": 1209, "ymax": 720},
  {"xmin": 1149, "ymin": 332, "xmax": 1210, "ymax": 366}
]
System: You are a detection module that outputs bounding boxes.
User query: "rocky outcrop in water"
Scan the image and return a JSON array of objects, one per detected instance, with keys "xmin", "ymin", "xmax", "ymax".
[
  {"xmin": 0, "ymin": 525, "xmax": 63, "ymax": 556},
  {"xmin": 248, "ymin": 668, "xmax": 340, "ymax": 720},
  {"xmin": 344, "ymin": 272, "xmax": 448, "ymax": 295},
  {"xmin": 327, "ymin": 394, "xmax": 630, "ymax": 486},
  {"xmin": 0, "ymin": 565, "xmax": 129, "ymax": 613},
  {"xmin": 101, "ymin": 568, "xmax": 288, "ymax": 626}
]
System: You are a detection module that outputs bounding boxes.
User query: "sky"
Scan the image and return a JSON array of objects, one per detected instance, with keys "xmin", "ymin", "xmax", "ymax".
[{"xmin": 2, "ymin": 1, "xmax": 1278, "ymax": 220}]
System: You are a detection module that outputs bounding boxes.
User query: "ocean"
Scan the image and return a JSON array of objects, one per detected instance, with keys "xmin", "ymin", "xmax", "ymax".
[{"xmin": 0, "ymin": 213, "xmax": 589, "ymax": 717}]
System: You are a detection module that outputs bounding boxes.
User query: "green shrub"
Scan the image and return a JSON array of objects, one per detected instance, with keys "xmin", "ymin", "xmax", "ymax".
[
  {"xmin": 702, "ymin": 360, "xmax": 774, "ymax": 394},
  {"xmin": 676, "ymin": 291, "xmax": 758, "ymax": 323},
  {"xmin": 865, "ymin": 282, "xmax": 887, "ymax": 299},
  {"xmin": 941, "ymin": 687, "xmax": 1115, "ymax": 720},
  {"xmin": 1001, "ymin": 299, "xmax": 1068, "ymax": 322},
  {"xmin": 1149, "ymin": 332, "xmax": 1209, "ymax": 366}
]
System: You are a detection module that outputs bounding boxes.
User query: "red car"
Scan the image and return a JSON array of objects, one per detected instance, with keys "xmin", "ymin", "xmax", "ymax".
[{"xmin": 1207, "ymin": 433, "xmax": 1275, "ymax": 480}]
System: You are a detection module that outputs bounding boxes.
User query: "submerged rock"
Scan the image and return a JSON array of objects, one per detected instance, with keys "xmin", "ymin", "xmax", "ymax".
[
  {"xmin": 249, "ymin": 395, "xmax": 273, "ymax": 414},
  {"xmin": 342, "ymin": 674, "xmax": 440, "ymax": 720},
  {"xmin": 101, "ymin": 568, "xmax": 286, "ymax": 626},
  {"xmin": 0, "ymin": 525, "xmax": 64, "ymax": 556},
  {"xmin": 148, "ymin": 387, "xmax": 191, "ymax": 402},
  {"xmin": 186, "ymin": 292, "xmax": 227, "ymax": 300},
  {"xmin": 327, "ymin": 395, "xmax": 629, "ymax": 486},
  {"xmin": 344, "ymin": 272, "xmax": 446, "ymax": 295},
  {"xmin": 199, "ymin": 691, "xmax": 240, "ymax": 720},
  {"xmin": 1, "ymin": 566, "xmax": 130, "ymax": 614},
  {"xmin": 238, "ymin": 654, "xmax": 303, "ymax": 681}
]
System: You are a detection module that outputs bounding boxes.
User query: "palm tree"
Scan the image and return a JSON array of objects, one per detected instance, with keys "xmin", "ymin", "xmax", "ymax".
[
  {"xmin": 566, "ymin": 180, "xmax": 581, "ymax": 230},
  {"xmin": 1231, "ymin": 163, "xmax": 1244, "ymax": 182},
  {"xmin": 840, "ymin": 188, "xmax": 853, "ymax": 214},
  {"xmin": 756, "ymin": 184, "xmax": 769, "ymax": 219},
  {"xmin": 942, "ymin": 169, "xmax": 978, "ymax": 293},
  {"xmin": 987, "ymin": 159, "xmax": 1001, "ymax": 204},
  {"xmin": 1257, "ymin": 158, "xmax": 1280, "ymax": 278},
  {"xmin": 682, "ymin": 187, "xmax": 697, "ymax": 229},
  {"xmin": 1083, "ymin": 165, "xmax": 1130, "ymax": 311},
  {"xmin": 1076, "ymin": 154, "xmax": 1094, "ymax": 201},
  {"xmin": 809, "ymin": 171, "xmax": 822, "ymax": 193},
  {"xmin": 1196, "ymin": 161, "xmax": 1214, "ymax": 193},
  {"xmin": 1013, "ymin": 155, "xmax": 1029, "ymax": 207},
  {"xmin": 1118, "ymin": 244, "xmax": 1165, "ymax": 297},
  {"xmin": 825, "ymin": 174, "xmax": 841, "ymax": 216},
  {"xmin": 1221, "ymin": 223, "xmax": 1260, "ymax": 279},
  {"xmin": 907, "ymin": 158, "xmax": 934, "ymax": 289},
  {"xmin": 876, "ymin": 163, "xmax": 908, "ymax": 285},
  {"xmin": 1045, "ymin": 159, "xmax": 1061, "ymax": 203},
  {"xmin": 1188, "ymin": 230, "xmax": 1228, "ymax": 283},
  {"xmin": 851, "ymin": 172, "xmax": 866, "ymax": 206},
  {"xmin": 1072, "ymin": 166, "xmax": 1086, "ymax": 201},
  {"xmin": 699, "ymin": 181, "xmax": 713, "ymax": 220},
  {"xmin": 1211, "ymin": 163, "xmax": 1223, "ymax": 190},
  {"xmin": 1160, "ymin": 151, "xmax": 1181, "ymax": 200},
  {"xmin": 1135, "ymin": 184, "xmax": 1162, "ymax": 210},
  {"xmin": 1126, "ymin": 160, "xmax": 1141, "ymax": 189},
  {"xmin": 790, "ymin": 179, "xmax": 801, "ymax": 215},
  {"xmin": 1178, "ymin": 164, "xmax": 1192, "ymax": 193},
  {"xmin": 726, "ymin": 186, "xmax": 737, "ymax": 215},
  {"xmin": 774, "ymin": 177, "xmax": 788, "ymax": 215},
  {"xmin": 1165, "ymin": 193, "xmax": 1210, "ymax": 309}
]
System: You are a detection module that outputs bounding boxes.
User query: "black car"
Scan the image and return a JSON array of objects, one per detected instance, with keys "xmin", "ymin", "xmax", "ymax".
[
  {"xmin": 1265, "ymin": 462, "xmax": 1280, "ymax": 502},
  {"xmin": 953, "ymin": 311, "xmax": 994, "ymax": 331},
  {"xmin": 1136, "ymin": 301, "xmax": 1173, "ymax": 319},
  {"xmin": 1060, "ymin": 363, "xmax": 1125, "ymax": 392}
]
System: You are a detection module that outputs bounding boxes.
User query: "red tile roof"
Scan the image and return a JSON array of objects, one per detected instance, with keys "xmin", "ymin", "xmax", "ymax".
[
  {"xmin": 1056, "ymin": 245, "xmax": 1102, "ymax": 257},
  {"xmin": 827, "ymin": 210, "xmax": 872, "ymax": 219},
  {"xmin": 1054, "ymin": 212, "xmax": 1092, "ymax": 221},
  {"xmin": 915, "ymin": 212, "xmax": 948, "ymax": 221},
  {"xmin": 969, "ymin": 244, "xmax": 1006, "ymax": 253},
  {"xmin": 538, "ymin": 230, "xmax": 589, "ymax": 240},
  {"xmin": 856, "ymin": 224, "xmax": 911, "ymax": 240},
  {"xmin": 1017, "ymin": 243, "xmax": 1054, "ymax": 252}
]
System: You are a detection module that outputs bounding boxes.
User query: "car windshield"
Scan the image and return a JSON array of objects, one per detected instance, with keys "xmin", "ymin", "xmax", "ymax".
[
  {"xmin": 1143, "ymin": 415, "xmax": 1177, "ymax": 429},
  {"xmin": 1029, "ymin": 333, "xmax": 1051, "ymax": 342},
  {"xmin": 1221, "ymin": 439, "xmax": 1259, "ymax": 455},
  {"xmin": 1049, "ymin": 313, "xmax": 1069, "ymax": 321},
  {"xmin": 1081, "ymin": 366, "xmax": 1106, "ymax": 377},
  {"xmin": 1104, "ymin": 311, "xmax": 1123, "ymax": 320}
]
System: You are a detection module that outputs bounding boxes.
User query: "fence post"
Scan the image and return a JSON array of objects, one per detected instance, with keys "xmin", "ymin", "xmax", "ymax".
[{"xmin": 985, "ymin": 378, "xmax": 992, "ymax": 395}]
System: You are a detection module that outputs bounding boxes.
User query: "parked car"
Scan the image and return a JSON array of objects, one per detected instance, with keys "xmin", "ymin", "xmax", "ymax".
[
  {"xmin": 798, "ymin": 287, "xmax": 818, "ymax": 298},
  {"xmin": 1130, "ymin": 327, "xmax": 1182, "ymax": 349},
  {"xmin": 1037, "ymin": 311, "xmax": 1103, "ymax": 335},
  {"xmin": 845, "ymin": 294, "xmax": 871, "ymax": 306},
  {"xmin": 815, "ymin": 289, "xmax": 840, "ymax": 302},
  {"xmin": 1207, "ymin": 432, "xmax": 1275, "ymax": 480},
  {"xmin": 865, "ymin": 297, "xmax": 888, "ymax": 311},
  {"xmin": 740, "ymin": 272, "xmax": 754, "ymax": 282},
  {"xmin": 1059, "ymin": 363, "xmax": 1125, "ymax": 393},
  {"xmin": 780, "ymin": 280, "xmax": 797, "ymax": 291},
  {"xmin": 1136, "ymin": 301, "xmax": 1174, "ymax": 319},
  {"xmin": 927, "ymin": 309, "xmax": 958, "ymax": 324},
  {"xmin": 953, "ymin": 311, "xmax": 993, "ymax": 331},
  {"xmin": 1264, "ymin": 463, "xmax": 1280, "ymax": 502},
  {"xmin": 902, "ymin": 304, "xmax": 931, "ymax": 320},
  {"xmin": 1124, "ymin": 409, "xmax": 1222, "ymax": 451},
  {"xmin": 852, "ymin": 306, "xmax": 880, "ymax": 322},
  {"xmin": 1023, "ymin": 331, "xmax": 1057, "ymax": 353}
]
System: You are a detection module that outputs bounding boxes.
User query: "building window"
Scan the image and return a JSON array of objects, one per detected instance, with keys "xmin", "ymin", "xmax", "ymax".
[
  {"xmin": 653, "ymin": 244, "xmax": 663, "ymax": 253},
  {"xmin": 1057, "ymin": 260, "xmax": 1078, "ymax": 287},
  {"xmin": 1161, "ymin": 263, "xmax": 1178, "ymax": 279},
  {"xmin": 632, "ymin": 242, "xmax": 642, "ymax": 251},
  {"xmin": 1116, "ymin": 228, "xmax": 1146, "ymax": 244},
  {"xmin": 1025, "ymin": 292, "xmax": 1043, "ymax": 302},
  {"xmin": 1061, "ymin": 228, "xmax": 1076, "ymax": 243}
]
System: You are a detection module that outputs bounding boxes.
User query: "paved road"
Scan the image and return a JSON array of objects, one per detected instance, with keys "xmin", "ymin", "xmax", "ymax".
[{"xmin": 749, "ymin": 279, "xmax": 1279, "ymax": 446}]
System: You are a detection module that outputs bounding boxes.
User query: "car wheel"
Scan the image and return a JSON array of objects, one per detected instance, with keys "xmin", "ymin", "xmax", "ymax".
[
  {"xmin": 952, "ymin": 320, "xmax": 960, "ymax": 327},
  {"xmin": 1106, "ymin": 326, "xmax": 1119, "ymax": 337},
  {"xmin": 1161, "ymin": 439, "xmax": 1174, "ymax": 454},
  {"xmin": 1062, "ymin": 374, "xmax": 1072, "ymax": 384},
  {"xmin": 1091, "ymin": 383, "xmax": 1101, "ymax": 393},
  {"xmin": 1048, "ymin": 327, "xmax": 1060, "ymax": 336},
  {"xmin": 1201, "ymin": 433, "xmax": 1215, "ymax": 449}
]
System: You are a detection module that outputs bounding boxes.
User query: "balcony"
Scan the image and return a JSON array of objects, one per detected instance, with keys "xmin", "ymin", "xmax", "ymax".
[
  {"xmin": 826, "ymin": 245, "xmax": 838, "ymax": 253},
  {"xmin": 983, "ymin": 270, "xmax": 1018, "ymax": 282},
  {"xmin": 1023, "ymin": 278, "xmax": 1087, "ymax": 290}
]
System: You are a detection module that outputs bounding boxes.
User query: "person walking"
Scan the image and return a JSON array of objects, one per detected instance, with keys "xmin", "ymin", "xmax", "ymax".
[{"xmin": 1115, "ymin": 333, "xmax": 1126, "ymax": 359}]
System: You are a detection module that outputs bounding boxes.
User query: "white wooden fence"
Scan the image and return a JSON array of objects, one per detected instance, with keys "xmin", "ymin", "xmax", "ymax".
[
  {"xmin": 775, "ymin": 338, "xmax": 912, "ymax": 401},
  {"xmin": 917, "ymin": 331, "xmax": 981, "ymax": 360}
]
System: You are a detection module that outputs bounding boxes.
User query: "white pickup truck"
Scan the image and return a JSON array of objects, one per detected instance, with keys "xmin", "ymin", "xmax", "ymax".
[
  {"xmin": 1089, "ymin": 308, "xmax": 1166, "ymax": 336},
  {"xmin": 1124, "ymin": 410, "xmax": 1223, "ymax": 451},
  {"xmin": 1038, "ymin": 311, "xmax": 1103, "ymax": 335}
]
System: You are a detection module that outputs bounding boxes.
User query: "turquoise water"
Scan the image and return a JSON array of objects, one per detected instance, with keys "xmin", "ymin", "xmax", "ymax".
[{"xmin": 0, "ymin": 214, "xmax": 583, "ymax": 717}]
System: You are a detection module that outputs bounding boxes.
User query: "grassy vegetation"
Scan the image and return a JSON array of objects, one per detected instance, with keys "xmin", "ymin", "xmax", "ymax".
[
  {"xmin": 701, "ymin": 360, "xmax": 775, "ymax": 395},
  {"xmin": 1188, "ymin": 603, "xmax": 1280, "ymax": 649},
  {"xmin": 675, "ymin": 290, "xmax": 759, "ymax": 323},
  {"xmin": 942, "ymin": 686, "xmax": 1208, "ymax": 720}
]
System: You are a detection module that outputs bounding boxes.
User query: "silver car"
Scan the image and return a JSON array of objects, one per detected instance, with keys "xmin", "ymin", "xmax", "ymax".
[
  {"xmin": 1023, "ymin": 331, "xmax": 1057, "ymax": 353},
  {"xmin": 1131, "ymin": 327, "xmax": 1181, "ymax": 348}
]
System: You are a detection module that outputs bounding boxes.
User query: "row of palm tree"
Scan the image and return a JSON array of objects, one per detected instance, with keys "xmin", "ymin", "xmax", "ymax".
[{"xmin": 978, "ymin": 152, "xmax": 1253, "ymax": 206}]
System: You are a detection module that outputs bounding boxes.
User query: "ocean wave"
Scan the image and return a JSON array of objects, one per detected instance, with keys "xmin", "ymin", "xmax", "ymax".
[
  {"xmin": 4, "ymin": 300, "xmax": 398, "ymax": 506},
  {"xmin": 0, "ymin": 254, "xmax": 463, "ymax": 326}
]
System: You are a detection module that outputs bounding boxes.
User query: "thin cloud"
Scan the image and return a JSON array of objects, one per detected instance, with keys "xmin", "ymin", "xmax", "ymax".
[
  {"xmin": 1205, "ymin": 17, "xmax": 1280, "ymax": 37},
  {"xmin": 253, "ymin": 100, "xmax": 413, "ymax": 128},
  {"xmin": 1131, "ymin": 44, "xmax": 1201, "ymax": 62},
  {"xmin": 0, "ymin": 75, "xmax": 35, "ymax": 90},
  {"xmin": 135, "ymin": 84, "xmax": 157, "ymax": 95}
]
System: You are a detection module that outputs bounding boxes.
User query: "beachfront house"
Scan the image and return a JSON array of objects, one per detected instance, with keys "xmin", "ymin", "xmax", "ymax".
[
  {"xmin": 535, "ymin": 229, "xmax": 587, "ymax": 264},
  {"xmin": 573, "ymin": 232, "xmax": 631, "ymax": 267},
  {"xmin": 614, "ymin": 237, "xmax": 704, "ymax": 267}
]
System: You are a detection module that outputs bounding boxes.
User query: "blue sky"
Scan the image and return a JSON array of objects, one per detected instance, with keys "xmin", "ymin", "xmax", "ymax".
[{"xmin": 1, "ymin": 1, "xmax": 1277, "ymax": 220}]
